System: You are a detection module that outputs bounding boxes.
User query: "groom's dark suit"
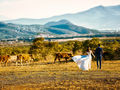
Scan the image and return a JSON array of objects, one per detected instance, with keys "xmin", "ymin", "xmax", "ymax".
[{"xmin": 95, "ymin": 46, "xmax": 103, "ymax": 69}]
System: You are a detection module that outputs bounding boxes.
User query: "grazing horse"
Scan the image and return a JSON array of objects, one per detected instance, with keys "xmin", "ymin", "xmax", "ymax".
[
  {"xmin": 0, "ymin": 55, "xmax": 10, "ymax": 66},
  {"xmin": 16, "ymin": 54, "xmax": 33, "ymax": 66},
  {"xmin": 54, "ymin": 52, "xmax": 73, "ymax": 63}
]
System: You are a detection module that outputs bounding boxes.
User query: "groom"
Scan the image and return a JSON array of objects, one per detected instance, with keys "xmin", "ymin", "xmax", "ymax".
[{"xmin": 95, "ymin": 44, "xmax": 103, "ymax": 69}]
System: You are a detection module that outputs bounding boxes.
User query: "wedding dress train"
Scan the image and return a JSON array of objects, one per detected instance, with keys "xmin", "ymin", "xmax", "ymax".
[{"xmin": 72, "ymin": 51, "xmax": 92, "ymax": 70}]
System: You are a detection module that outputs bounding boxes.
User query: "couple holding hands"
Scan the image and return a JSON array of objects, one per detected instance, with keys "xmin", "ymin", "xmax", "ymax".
[{"xmin": 72, "ymin": 44, "xmax": 103, "ymax": 70}]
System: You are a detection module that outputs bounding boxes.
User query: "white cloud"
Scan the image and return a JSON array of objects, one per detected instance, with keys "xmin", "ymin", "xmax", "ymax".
[{"xmin": 0, "ymin": 0, "xmax": 120, "ymax": 19}]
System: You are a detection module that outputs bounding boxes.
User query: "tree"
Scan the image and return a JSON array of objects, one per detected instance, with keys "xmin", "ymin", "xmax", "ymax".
[
  {"xmin": 30, "ymin": 37, "xmax": 59, "ymax": 60},
  {"xmin": 82, "ymin": 38, "xmax": 101, "ymax": 53},
  {"xmin": 72, "ymin": 41, "xmax": 82, "ymax": 54}
]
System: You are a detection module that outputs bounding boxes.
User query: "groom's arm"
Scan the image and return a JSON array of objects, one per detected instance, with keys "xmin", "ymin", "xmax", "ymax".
[
  {"xmin": 101, "ymin": 48, "xmax": 103, "ymax": 55},
  {"xmin": 95, "ymin": 48, "xmax": 98, "ymax": 56}
]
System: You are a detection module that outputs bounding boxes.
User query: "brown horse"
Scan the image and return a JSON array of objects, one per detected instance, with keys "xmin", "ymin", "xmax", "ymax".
[
  {"xmin": 0, "ymin": 55, "xmax": 10, "ymax": 66},
  {"xmin": 16, "ymin": 54, "xmax": 33, "ymax": 66},
  {"xmin": 54, "ymin": 52, "xmax": 73, "ymax": 63}
]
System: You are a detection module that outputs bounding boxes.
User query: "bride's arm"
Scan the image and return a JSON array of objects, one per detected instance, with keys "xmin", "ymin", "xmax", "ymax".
[{"xmin": 91, "ymin": 51, "xmax": 95, "ymax": 58}]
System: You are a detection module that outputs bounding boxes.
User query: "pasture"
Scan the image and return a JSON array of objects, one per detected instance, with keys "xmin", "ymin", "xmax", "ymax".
[{"xmin": 0, "ymin": 59, "xmax": 120, "ymax": 90}]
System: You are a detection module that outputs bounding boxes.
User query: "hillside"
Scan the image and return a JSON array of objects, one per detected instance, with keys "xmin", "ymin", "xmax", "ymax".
[
  {"xmin": 0, "ymin": 22, "xmax": 38, "ymax": 39},
  {"xmin": 0, "ymin": 20, "xmax": 100, "ymax": 39},
  {"xmin": 45, "ymin": 20, "xmax": 99, "ymax": 34}
]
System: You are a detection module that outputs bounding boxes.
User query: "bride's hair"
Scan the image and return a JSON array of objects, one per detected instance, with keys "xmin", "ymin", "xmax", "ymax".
[{"xmin": 87, "ymin": 47, "xmax": 90, "ymax": 52}]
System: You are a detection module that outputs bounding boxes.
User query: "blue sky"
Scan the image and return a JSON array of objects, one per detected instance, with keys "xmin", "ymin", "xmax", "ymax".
[{"xmin": 0, "ymin": 0, "xmax": 120, "ymax": 20}]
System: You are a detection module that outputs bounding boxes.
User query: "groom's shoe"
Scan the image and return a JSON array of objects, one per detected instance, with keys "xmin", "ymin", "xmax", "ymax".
[{"xmin": 97, "ymin": 66, "xmax": 99, "ymax": 69}]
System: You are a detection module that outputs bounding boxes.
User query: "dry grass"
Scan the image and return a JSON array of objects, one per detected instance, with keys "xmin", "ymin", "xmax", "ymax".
[{"xmin": 0, "ymin": 59, "xmax": 120, "ymax": 90}]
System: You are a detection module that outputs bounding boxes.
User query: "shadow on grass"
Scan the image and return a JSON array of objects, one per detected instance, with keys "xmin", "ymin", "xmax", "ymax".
[{"xmin": 0, "ymin": 59, "xmax": 74, "ymax": 67}]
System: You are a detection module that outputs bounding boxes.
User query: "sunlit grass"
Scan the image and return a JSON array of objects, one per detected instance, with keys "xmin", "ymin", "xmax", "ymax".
[{"xmin": 0, "ymin": 59, "xmax": 120, "ymax": 90}]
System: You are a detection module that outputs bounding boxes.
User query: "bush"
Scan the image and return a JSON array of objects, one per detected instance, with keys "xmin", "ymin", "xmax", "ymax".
[{"xmin": 0, "ymin": 37, "xmax": 119, "ymax": 61}]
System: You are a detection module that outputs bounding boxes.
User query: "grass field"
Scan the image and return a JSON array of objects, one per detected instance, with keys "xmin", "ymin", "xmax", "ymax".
[{"xmin": 0, "ymin": 59, "xmax": 120, "ymax": 90}]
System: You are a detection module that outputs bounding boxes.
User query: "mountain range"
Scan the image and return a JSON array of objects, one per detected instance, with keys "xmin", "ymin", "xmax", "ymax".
[
  {"xmin": 0, "ymin": 15, "xmax": 10, "ymax": 21},
  {"xmin": 4, "ymin": 5, "xmax": 120, "ymax": 30},
  {"xmin": 0, "ymin": 20, "xmax": 99, "ymax": 39}
]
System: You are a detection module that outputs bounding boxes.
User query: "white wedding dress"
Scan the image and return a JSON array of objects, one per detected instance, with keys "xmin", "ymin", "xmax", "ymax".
[{"xmin": 72, "ymin": 51, "xmax": 92, "ymax": 70}]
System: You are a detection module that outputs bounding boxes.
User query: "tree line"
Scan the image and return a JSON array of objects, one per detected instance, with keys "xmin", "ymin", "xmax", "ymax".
[{"xmin": 0, "ymin": 37, "xmax": 120, "ymax": 61}]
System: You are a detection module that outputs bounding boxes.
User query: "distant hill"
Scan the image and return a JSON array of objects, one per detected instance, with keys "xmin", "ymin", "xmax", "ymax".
[
  {"xmin": 0, "ymin": 20, "xmax": 100, "ymax": 39},
  {"xmin": 0, "ymin": 22, "xmax": 38, "ymax": 39},
  {"xmin": 4, "ymin": 5, "xmax": 120, "ymax": 30},
  {"xmin": 45, "ymin": 20, "xmax": 99, "ymax": 34}
]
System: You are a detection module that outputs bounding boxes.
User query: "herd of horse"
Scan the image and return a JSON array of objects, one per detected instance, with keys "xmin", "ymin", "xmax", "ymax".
[
  {"xmin": 0, "ymin": 51, "xmax": 110, "ymax": 66},
  {"xmin": 0, "ymin": 52, "xmax": 73, "ymax": 66},
  {"xmin": 0, "ymin": 54, "xmax": 34, "ymax": 66}
]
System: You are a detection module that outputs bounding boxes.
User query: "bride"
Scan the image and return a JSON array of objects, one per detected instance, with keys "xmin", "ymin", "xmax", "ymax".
[{"xmin": 72, "ymin": 47, "xmax": 95, "ymax": 70}]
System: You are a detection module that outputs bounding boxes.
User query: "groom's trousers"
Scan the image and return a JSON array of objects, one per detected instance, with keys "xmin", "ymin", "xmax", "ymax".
[{"xmin": 96, "ymin": 56, "xmax": 102, "ymax": 69}]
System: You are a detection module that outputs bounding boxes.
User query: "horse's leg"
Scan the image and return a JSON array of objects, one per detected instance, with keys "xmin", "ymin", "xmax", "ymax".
[
  {"xmin": 58, "ymin": 58, "xmax": 61, "ymax": 63},
  {"xmin": 0, "ymin": 60, "xmax": 2, "ymax": 66},
  {"xmin": 16, "ymin": 61, "xmax": 18, "ymax": 66},
  {"xmin": 27, "ymin": 60, "xmax": 30, "ymax": 65},
  {"xmin": 0, "ymin": 62, "xmax": 1, "ymax": 66},
  {"xmin": 21, "ymin": 59, "xmax": 23, "ymax": 66},
  {"xmin": 54, "ymin": 56, "xmax": 57, "ymax": 63},
  {"xmin": 65, "ymin": 58, "xmax": 67, "ymax": 63},
  {"xmin": 5, "ymin": 60, "xmax": 8, "ymax": 66}
]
